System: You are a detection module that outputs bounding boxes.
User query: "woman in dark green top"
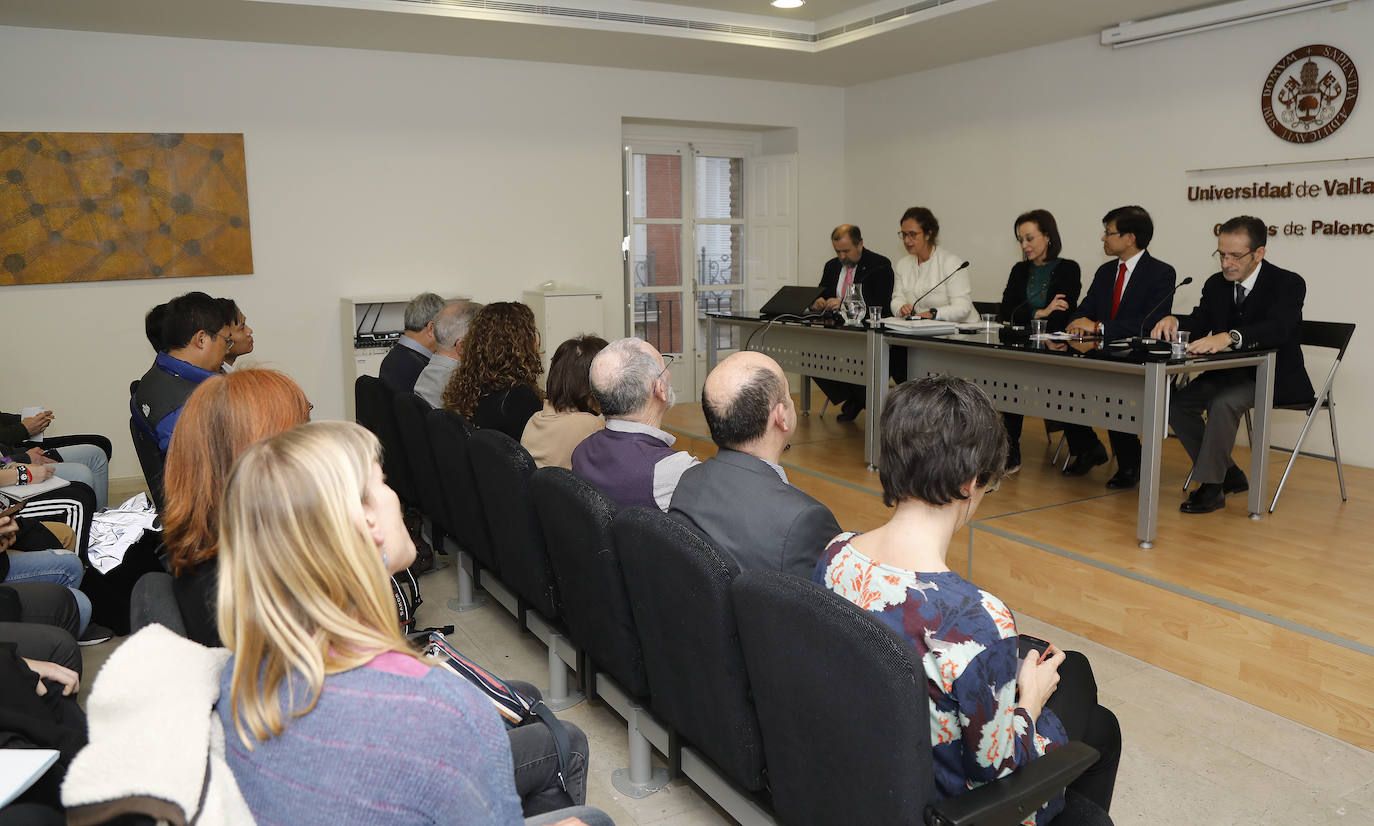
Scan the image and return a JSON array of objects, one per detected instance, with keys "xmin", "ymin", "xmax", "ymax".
[{"xmin": 997, "ymin": 209, "xmax": 1082, "ymax": 472}]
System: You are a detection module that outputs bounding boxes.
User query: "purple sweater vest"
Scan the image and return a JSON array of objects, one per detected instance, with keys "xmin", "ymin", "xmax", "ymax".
[{"xmin": 571, "ymin": 427, "xmax": 676, "ymax": 510}]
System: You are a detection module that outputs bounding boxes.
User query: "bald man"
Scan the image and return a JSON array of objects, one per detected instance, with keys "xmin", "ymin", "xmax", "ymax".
[
  {"xmin": 669, "ymin": 352, "xmax": 841, "ymax": 578},
  {"xmin": 572, "ymin": 337, "xmax": 699, "ymax": 511}
]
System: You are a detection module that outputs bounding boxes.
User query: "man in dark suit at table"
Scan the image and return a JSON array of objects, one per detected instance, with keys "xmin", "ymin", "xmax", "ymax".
[
  {"xmin": 811, "ymin": 224, "xmax": 895, "ymax": 421},
  {"xmin": 670, "ymin": 351, "xmax": 841, "ymax": 578},
  {"xmin": 1064, "ymin": 205, "xmax": 1177, "ymax": 489},
  {"xmin": 1151, "ymin": 215, "xmax": 1312, "ymax": 514}
]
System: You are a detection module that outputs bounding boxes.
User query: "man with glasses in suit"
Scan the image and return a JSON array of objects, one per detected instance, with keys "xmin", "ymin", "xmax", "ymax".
[{"xmin": 1151, "ymin": 215, "xmax": 1312, "ymax": 514}]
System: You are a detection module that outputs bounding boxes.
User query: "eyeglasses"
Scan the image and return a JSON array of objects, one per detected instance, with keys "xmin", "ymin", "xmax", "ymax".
[
  {"xmin": 898, "ymin": 230, "xmax": 924, "ymax": 240},
  {"xmin": 1102, "ymin": 231, "xmax": 1126, "ymax": 238},
  {"xmin": 656, "ymin": 353, "xmax": 676, "ymax": 383},
  {"xmin": 1212, "ymin": 249, "xmax": 1254, "ymax": 263}
]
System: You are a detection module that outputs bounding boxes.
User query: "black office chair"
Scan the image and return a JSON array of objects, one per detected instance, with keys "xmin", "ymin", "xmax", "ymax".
[
  {"xmin": 613, "ymin": 506, "xmax": 766, "ymax": 798},
  {"xmin": 732, "ymin": 569, "xmax": 1100, "ymax": 826},
  {"xmin": 532, "ymin": 467, "xmax": 668, "ymax": 796},
  {"xmin": 1268, "ymin": 320, "xmax": 1355, "ymax": 513},
  {"xmin": 353, "ymin": 375, "xmax": 418, "ymax": 508},
  {"xmin": 973, "ymin": 299, "xmax": 1002, "ymax": 318},
  {"xmin": 392, "ymin": 392, "xmax": 448, "ymax": 548},
  {"xmin": 467, "ymin": 430, "xmax": 560, "ymax": 622},
  {"xmin": 127, "ymin": 379, "xmax": 166, "ymax": 510},
  {"xmin": 531, "ymin": 467, "xmax": 643, "ymax": 697},
  {"xmin": 425, "ymin": 408, "xmax": 499, "ymax": 576}
]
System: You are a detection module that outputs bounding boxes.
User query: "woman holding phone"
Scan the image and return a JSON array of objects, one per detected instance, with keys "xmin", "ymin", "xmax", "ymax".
[{"xmin": 814, "ymin": 377, "xmax": 1119, "ymax": 825}]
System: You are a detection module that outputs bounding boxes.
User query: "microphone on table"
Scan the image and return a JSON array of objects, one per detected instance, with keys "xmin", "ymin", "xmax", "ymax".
[
  {"xmin": 1123, "ymin": 277, "xmax": 1193, "ymax": 344},
  {"xmin": 905, "ymin": 261, "xmax": 970, "ymax": 319}
]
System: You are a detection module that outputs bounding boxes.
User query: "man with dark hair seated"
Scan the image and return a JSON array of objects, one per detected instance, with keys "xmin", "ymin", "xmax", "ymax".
[
  {"xmin": 670, "ymin": 351, "xmax": 840, "ymax": 577},
  {"xmin": 131, "ymin": 291, "xmax": 235, "ymax": 454}
]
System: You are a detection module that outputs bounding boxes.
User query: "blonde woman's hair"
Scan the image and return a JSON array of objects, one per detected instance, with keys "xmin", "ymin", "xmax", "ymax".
[{"xmin": 217, "ymin": 420, "xmax": 419, "ymax": 748}]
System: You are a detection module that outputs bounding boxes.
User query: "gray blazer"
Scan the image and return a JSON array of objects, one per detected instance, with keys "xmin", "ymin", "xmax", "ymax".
[{"xmin": 668, "ymin": 449, "xmax": 841, "ymax": 579}]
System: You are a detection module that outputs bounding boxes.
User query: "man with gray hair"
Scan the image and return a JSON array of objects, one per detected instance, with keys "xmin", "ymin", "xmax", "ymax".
[
  {"xmin": 669, "ymin": 351, "xmax": 840, "ymax": 577},
  {"xmin": 414, "ymin": 300, "xmax": 482, "ymax": 408},
  {"xmin": 379, "ymin": 291, "xmax": 445, "ymax": 394},
  {"xmin": 571, "ymin": 337, "xmax": 698, "ymax": 511}
]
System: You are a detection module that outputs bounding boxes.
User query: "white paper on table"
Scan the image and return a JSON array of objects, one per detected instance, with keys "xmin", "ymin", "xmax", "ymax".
[
  {"xmin": 0, "ymin": 748, "xmax": 59, "ymax": 806},
  {"xmin": 19, "ymin": 406, "xmax": 45, "ymax": 443}
]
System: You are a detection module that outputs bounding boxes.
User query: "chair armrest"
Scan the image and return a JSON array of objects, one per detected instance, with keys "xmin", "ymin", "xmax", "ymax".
[{"xmin": 924, "ymin": 741, "xmax": 1100, "ymax": 826}]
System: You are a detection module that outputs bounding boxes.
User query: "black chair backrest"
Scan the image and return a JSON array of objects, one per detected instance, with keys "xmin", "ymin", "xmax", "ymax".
[
  {"xmin": 732, "ymin": 570, "xmax": 935, "ymax": 825},
  {"xmin": 612, "ymin": 507, "xmax": 765, "ymax": 792},
  {"xmin": 469, "ymin": 429, "xmax": 559, "ymax": 619},
  {"xmin": 354, "ymin": 375, "xmax": 417, "ymax": 507},
  {"xmin": 973, "ymin": 299, "xmax": 1001, "ymax": 317},
  {"xmin": 127, "ymin": 379, "xmax": 166, "ymax": 510},
  {"xmin": 531, "ymin": 467, "xmax": 648, "ymax": 698},
  {"xmin": 1301, "ymin": 320, "xmax": 1356, "ymax": 359},
  {"xmin": 424, "ymin": 408, "xmax": 497, "ymax": 574},
  {"xmin": 393, "ymin": 393, "xmax": 446, "ymax": 530}
]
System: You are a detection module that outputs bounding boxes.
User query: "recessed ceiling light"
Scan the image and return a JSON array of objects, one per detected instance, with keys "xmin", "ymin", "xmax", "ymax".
[{"xmin": 771, "ymin": 0, "xmax": 804, "ymax": 8}]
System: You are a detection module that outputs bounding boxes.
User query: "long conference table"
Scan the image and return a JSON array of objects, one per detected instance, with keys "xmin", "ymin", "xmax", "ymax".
[{"xmin": 704, "ymin": 312, "xmax": 1276, "ymax": 549}]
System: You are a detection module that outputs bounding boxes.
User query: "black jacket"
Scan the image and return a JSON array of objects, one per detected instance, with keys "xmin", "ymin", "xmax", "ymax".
[
  {"xmin": 998, "ymin": 258, "xmax": 1082, "ymax": 331},
  {"xmin": 1075, "ymin": 251, "xmax": 1177, "ymax": 341},
  {"xmin": 818, "ymin": 247, "xmax": 895, "ymax": 315},
  {"xmin": 1178, "ymin": 260, "xmax": 1314, "ymax": 406}
]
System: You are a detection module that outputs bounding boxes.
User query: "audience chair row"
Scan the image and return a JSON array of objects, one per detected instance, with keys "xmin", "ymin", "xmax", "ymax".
[{"xmin": 353, "ymin": 375, "xmax": 1098, "ymax": 826}]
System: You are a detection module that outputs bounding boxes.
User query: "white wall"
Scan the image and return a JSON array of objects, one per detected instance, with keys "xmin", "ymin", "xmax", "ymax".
[
  {"xmin": 844, "ymin": 4, "xmax": 1374, "ymax": 466},
  {"xmin": 0, "ymin": 26, "xmax": 845, "ymax": 477}
]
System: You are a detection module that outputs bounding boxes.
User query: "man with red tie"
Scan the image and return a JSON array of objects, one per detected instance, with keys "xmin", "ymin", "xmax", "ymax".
[
  {"xmin": 811, "ymin": 224, "xmax": 894, "ymax": 421},
  {"xmin": 1062, "ymin": 206, "xmax": 1177, "ymax": 489}
]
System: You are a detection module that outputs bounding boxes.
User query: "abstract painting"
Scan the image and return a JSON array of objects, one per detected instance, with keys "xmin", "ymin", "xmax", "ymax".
[{"xmin": 0, "ymin": 132, "xmax": 253, "ymax": 285}]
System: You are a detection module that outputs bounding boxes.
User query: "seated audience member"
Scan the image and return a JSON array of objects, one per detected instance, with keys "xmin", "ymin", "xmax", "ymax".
[
  {"xmin": 442, "ymin": 302, "xmax": 544, "ymax": 441},
  {"xmin": 1, "ymin": 514, "xmax": 97, "ymax": 642},
  {"xmin": 162, "ymin": 369, "xmax": 312, "ymax": 647},
  {"xmin": 379, "ymin": 291, "xmax": 445, "ymax": 394},
  {"xmin": 143, "ymin": 301, "xmax": 169, "ymax": 351},
  {"xmin": 815, "ymin": 376, "xmax": 1120, "ymax": 825},
  {"xmin": 1, "ymin": 432, "xmax": 108, "ymax": 513},
  {"xmin": 522, "ymin": 335, "xmax": 607, "ymax": 470},
  {"xmin": 997, "ymin": 209, "xmax": 1082, "ymax": 472},
  {"xmin": 132, "ymin": 291, "xmax": 235, "ymax": 454},
  {"xmin": 670, "ymin": 352, "xmax": 839, "ymax": 578},
  {"xmin": 0, "ymin": 581, "xmax": 83, "ymax": 678},
  {"xmin": 217, "ymin": 422, "xmax": 594, "ymax": 824},
  {"xmin": 1151, "ymin": 215, "xmax": 1312, "ymax": 515},
  {"xmin": 0, "ymin": 623, "xmax": 85, "ymax": 820},
  {"xmin": 890, "ymin": 206, "xmax": 978, "ymax": 323},
  {"xmin": 415, "ymin": 300, "xmax": 482, "ymax": 408},
  {"xmin": 217, "ymin": 298, "xmax": 256, "ymax": 372},
  {"xmin": 572, "ymin": 337, "xmax": 698, "ymax": 511}
]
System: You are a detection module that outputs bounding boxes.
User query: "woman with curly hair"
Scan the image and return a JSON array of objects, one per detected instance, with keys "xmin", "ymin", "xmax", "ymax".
[
  {"xmin": 162, "ymin": 368, "xmax": 312, "ymax": 647},
  {"xmin": 442, "ymin": 301, "xmax": 544, "ymax": 441}
]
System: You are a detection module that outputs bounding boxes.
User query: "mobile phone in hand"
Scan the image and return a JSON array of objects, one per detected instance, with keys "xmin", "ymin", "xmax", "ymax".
[{"xmin": 1017, "ymin": 633, "xmax": 1052, "ymax": 663}]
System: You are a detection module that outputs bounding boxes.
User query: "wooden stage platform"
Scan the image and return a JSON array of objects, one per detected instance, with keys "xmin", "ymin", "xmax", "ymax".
[{"xmin": 662, "ymin": 398, "xmax": 1374, "ymax": 753}]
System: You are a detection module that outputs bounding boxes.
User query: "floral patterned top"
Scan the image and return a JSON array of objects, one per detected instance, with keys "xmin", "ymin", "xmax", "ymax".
[{"xmin": 814, "ymin": 532, "xmax": 1068, "ymax": 825}]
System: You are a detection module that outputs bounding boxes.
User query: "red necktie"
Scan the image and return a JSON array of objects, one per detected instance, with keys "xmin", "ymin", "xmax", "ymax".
[
  {"xmin": 1109, "ymin": 261, "xmax": 1126, "ymax": 320},
  {"xmin": 840, "ymin": 265, "xmax": 855, "ymax": 300}
]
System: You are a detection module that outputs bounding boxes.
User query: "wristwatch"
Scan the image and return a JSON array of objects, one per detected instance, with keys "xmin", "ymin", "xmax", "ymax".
[{"xmin": 1228, "ymin": 329, "xmax": 1242, "ymax": 348}]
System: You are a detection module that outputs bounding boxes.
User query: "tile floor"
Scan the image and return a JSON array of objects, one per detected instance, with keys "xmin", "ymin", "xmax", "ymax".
[{"xmin": 76, "ymin": 513, "xmax": 1374, "ymax": 825}]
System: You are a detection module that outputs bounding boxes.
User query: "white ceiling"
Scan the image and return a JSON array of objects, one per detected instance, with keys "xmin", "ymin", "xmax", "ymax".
[{"xmin": 0, "ymin": 0, "xmax": 1240, "ymax": 86}]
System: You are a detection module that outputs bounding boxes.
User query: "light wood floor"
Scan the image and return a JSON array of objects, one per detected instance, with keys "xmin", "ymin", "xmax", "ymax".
[{"xmin": 663, "ymin": 395, "xmax": 1374, "ymax": 753}]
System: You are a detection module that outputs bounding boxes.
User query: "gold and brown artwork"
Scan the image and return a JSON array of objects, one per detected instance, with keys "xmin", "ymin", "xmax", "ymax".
[{"xmin": 0, "ymin": 132, "xmax": 253, "ymax": 285}]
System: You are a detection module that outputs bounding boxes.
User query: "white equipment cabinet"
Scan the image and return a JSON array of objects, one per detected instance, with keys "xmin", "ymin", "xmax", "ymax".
[
  {"xmin": 522, "ymin": 285, "xmax": 605, "ymax": 377},
  {"xmin": 341, "ymin": 294, "xmax": 467, "ymax": 420}
]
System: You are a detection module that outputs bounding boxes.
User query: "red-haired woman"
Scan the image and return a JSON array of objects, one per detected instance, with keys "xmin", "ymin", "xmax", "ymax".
[{"xmin": 162, "ymin": 368, "xmax": 312, "ymax": 646}]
